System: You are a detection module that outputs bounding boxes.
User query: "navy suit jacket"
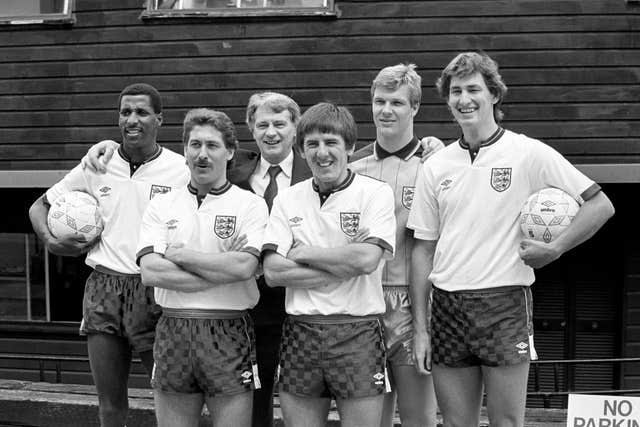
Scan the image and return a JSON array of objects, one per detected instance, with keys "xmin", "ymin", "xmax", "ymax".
[
  {"xmin": 227, "ymin": 148, "xmax": 312, "ymax": 191},
  {"xmin": 227, "ymin": 147, "xmax": 311, "ymax": 325}
]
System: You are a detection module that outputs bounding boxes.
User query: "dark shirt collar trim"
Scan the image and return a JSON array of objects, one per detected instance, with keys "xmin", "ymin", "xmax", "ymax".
[
  {"xmin": 312, "ymin": 169, "xmax": 355, "ymax": 195},
  {"xmin": 458, "ymin": 127, "xmax": 505, "ymax": 150},
  {"xmin": 374, "ymin": 136, "xmax": 421, "ymax": 160},
  {"xmin": 118, "ymin": 144, "xmax": 162, "ymax": 165},
  {"xmin": 187, "ymin": 181, "xmax": 232, "ymax": 197}
]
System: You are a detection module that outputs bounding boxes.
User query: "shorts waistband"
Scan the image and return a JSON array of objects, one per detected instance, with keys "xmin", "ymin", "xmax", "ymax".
[
  {"xmin": 289, "ymin": 314, "xmax": 380, "ymax": 324},
  {"xmin": 382, "ymin": 284, "xmax": 408, "ymax": 289},
  {"xmin": 162, "ymin": 308, "xmax": 248, "ymax": 319},
  {"xmin": 435, "ymin": 285, "xmax": 527, "ymax": 295},
  {"xmin": 94, "ymin": 265, "xmax": 140, "ymax": 277}
]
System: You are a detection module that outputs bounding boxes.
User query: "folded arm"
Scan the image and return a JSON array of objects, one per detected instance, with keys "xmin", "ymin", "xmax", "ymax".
[
  {"xmin": 139, "ymin": 252, "xmax": 215, "ymax": 292},
  {"xmin": 263, "ymin": 251, "xmax": 342, "ymax": 289},
  {"xmin": 165, "ymin": 245, "xmax": 259, "ymax": 284},
  {"xmin": 287, "ymin": 242, "xmax": 385, "ymax": 279}
]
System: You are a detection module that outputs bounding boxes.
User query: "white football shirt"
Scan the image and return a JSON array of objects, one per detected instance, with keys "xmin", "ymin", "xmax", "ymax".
[
  {"xmin": 407, "ymin": 129, "xmax": 599, "ymax": 292},
  {"xmin": 263, "ymin": 171, "xmax": 396, "ymax": 316},
  {"xmin": 137, "ymin": 183, "xmax": 268, "ymax": 310},
  {"xmin": 46, "ymin": 147, "xmax": 189, "ymax": 274}
]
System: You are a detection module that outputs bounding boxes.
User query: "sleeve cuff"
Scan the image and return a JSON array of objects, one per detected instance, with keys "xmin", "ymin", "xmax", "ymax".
[
  {"xmin": 411, "ymin": 229, "xmax": 439, "ymax": 241},
  {"xmin": 136, "ymin": 245, "xmax": 166, "ymax": 266},
  {"xmin": 363, "ymin": 237, "xmax": 394, "ymax": 255},
  {"xmin": 241, "ymin": 246, "xmax": 261, "ymax": 259},
  {"xmin": 580, "ymin": 183, "xmax": 601, "ymax": 202},
  {"xmin": 261, "ymin": 243, "xmax": 279, "ymax": 257}
]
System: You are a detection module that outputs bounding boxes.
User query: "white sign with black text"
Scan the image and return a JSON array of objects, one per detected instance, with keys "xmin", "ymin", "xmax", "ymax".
[{"xmin": 567, "ymin": 394, "xmax": 640, "ymax": 427}]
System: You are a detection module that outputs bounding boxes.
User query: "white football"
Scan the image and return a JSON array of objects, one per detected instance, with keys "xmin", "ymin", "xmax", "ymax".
[
  {"xmin": 47, "ymin": 191, "xmax": 104, "ymax": 242},
  {"xmin": 520, "ymin": 188, "xmax": 579, "ymax": 243}
]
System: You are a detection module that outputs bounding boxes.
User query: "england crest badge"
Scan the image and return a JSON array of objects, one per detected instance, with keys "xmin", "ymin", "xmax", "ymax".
[
  {"xmin": 490, "ymin": 168, "xmax": 512, "ymax": 192},
  {"xmin": 150, "ymin": 184, "xmax": 171, "ymax": 199},
  {"xmin": 340, "ymin": 212, "xmax": 360, "ymax": 236},
  {"xmin": 214, "ymin": 215, "xmax": 236, "ymax": 239},
  {"xmin": 401, "ymin": 186, "xmax": 415, "ymax": 209}
]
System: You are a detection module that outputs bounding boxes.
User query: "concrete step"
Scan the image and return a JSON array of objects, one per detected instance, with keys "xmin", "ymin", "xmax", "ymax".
[{"xmin": 0, "ymin": 379, "xmax": 567, "ymax": 426}]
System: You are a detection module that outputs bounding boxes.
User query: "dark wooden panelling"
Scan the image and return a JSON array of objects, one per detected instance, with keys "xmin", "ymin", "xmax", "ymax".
[
  {"xmin": 1, "ymin": 16, "xmax": 639, "ymax": 49},
  {"xmin": 0, "ymin": 0, "xmax": 638, "ymax": 388},
  {"xmin": 1, "ymin": 51, "xmax": 639, "ymax": 80},
  {"xmin": 2, "ymin": 103, "xmax": 638, "ymax": 127},
  {"xmin": 3, "ymin": 33, "xmax": 640, "ymax": 62}
]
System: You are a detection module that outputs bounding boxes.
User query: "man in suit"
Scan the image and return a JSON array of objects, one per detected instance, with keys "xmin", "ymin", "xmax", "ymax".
[{"xmin": 229, "ymin": 92, "xmax": 312, "ymax": 427}]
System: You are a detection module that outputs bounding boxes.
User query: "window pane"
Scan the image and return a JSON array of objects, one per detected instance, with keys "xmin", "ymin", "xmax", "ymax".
[
  {"xmin": 49, "ymin": 253, "xmax": 90, "ymax": 322},
  {"xmin": 156, "ymin": 0, "xmax": 326, "ymax": 9},
  {"xmin": 240, "ymin": 0, "xmax": 325, "ymax": 7},
  {"xmin": 0, "ymin": 234, "xmax": 46, "ymax": 321},
  {"xmin": 0, "ymin": 0, "xmax": 66, "ymax": 17}
]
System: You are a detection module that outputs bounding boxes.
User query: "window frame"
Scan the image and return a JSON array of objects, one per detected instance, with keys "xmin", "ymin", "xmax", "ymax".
[
  {"xmin": 0, "ymin": 0, "xmax": 75, "ymax": 25},
  {"xmin": 141, "ymin": 0, "xmax": 337, "ymax": 19}
]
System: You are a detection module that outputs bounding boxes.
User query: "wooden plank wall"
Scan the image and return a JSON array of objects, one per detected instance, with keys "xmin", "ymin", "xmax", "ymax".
[
  {"xmin": 0, "ymin": 0, "xmax": 638, "ymax": 397},
  {"xmin": 0, "ymin": 0, "xmax": 638, "ymax": 171}
]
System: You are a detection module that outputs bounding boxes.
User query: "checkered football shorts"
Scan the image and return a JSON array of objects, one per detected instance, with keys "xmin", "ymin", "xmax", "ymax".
[
  {"xmin": 431, "ymin": 286, "xmax": 537, "ymax": 368},
  {"xmin": 80, "ymin": 270, "xmax": 161, "ymax": 353},
  {"xmin": 151, "ymin": 313, "xmax": 259, "ymax": 397},
  {"xmin": 382, "ymin": 286, "xmax": 414, "ymax": 366},
  {"xmin": 276, "ymin": 316, "xmax": 389, "ymax": 400}
]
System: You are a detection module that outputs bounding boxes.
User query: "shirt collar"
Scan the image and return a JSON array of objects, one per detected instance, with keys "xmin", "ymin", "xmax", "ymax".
[
  {"xmin": 118, "ymin": 144, "xmax": 162, "ymax": 165},
  {"xmin": 312, "ymin": 169, "xmax": 355, "ymax": 195},
  {"xmin": 187, "ymin": 181, "xmax": 232, "ymax": 197},
  {"xmin": 257, "ymin": 150, "xmax": 293, "ymax": 180},
  {"xmin": 374, "ymin": 136, "xmax": 421, "ymax": 161},
  {"xmin": 458, "ymin": 127, "xmax": 505, "ymax": 150}
]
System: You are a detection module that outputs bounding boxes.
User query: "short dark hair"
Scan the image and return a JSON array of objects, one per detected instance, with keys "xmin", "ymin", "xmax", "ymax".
[
  {"xmin": 182, "ymin": 108, "xmax": 238, "ymax": 151},
  {"xmin": 296, "ymin": 102, "xmax": 357, "ymax": 151},
  {"xmin": 436, "ymin": 52, "xmax": 508, "ymax": 122},
  {"xmin": 118, "ymin": 83, "xmax": 162, "ymax": 114}
]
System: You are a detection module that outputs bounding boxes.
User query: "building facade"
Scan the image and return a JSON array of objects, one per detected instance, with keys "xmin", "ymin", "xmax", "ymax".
[{"xmin": 0, "ymin": 0, "xmax": 638, "ymax": 406}]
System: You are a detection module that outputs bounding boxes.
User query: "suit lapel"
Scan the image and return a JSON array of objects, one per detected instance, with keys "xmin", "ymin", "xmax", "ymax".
[
  {"xmin": 228, "ymin": 150, "xmax": 260, "ymax": 192},
  {"xmin": 291, "ymin": 151, "xmax": 312, "ymax": 185}
]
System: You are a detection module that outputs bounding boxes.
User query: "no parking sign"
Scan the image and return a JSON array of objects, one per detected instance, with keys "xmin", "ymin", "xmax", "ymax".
[{"xmin": 567, "ymin": 394, "xmax": 640, "ymax": 427}]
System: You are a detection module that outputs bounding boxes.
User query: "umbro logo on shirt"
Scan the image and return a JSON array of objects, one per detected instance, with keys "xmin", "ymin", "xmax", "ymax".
[
  {"xmin": 166, "ymin": 219, "xmax": 178, "ymax": 230},
  {"xmin": 289, "ymin": 216, "xmax": 303, "ymax": 227},
  {"xmin": 99, "ymin": 186, "xmax": 111, "ymax": 197},
  {"xmin": 440, "ymin": 179, "xmax": 452, "ymax": 190}
]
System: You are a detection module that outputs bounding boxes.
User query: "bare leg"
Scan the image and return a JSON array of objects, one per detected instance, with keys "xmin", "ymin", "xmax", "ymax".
[
  {"xmin": 379, "ymin": 389, "xmax": 397, "ymax": 427},
  {"xmin": 137, "ymin": 349, "xmax": 155, "ymax": 378},
  {"xmin": 483, "ymin": 362, "xmax": 530, "ymax": 427},
  {"xmin": 336, "ymin": 394, "xmax": 385, "ymax": 427},
  {"xmin": 278, "ymin": 391, "xmax": 331, "ymax": 427},
  {"xmin": 154, "ymin": 389, "xmax": 204, "ymax": 427},
  {"xmin": 207, "ymin": 391, "xmax": 253, "ymax": 427},
  {"xmin": 432, "ymin": 364, "xmax": 483, "ymax": 427},
  {"xmin": 393, "ymin": 364, "xmax": 437, "ymax": 427},
  {"xmin": 87, "ymin": 333, "xmax": 132, "ymax": 427}
]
